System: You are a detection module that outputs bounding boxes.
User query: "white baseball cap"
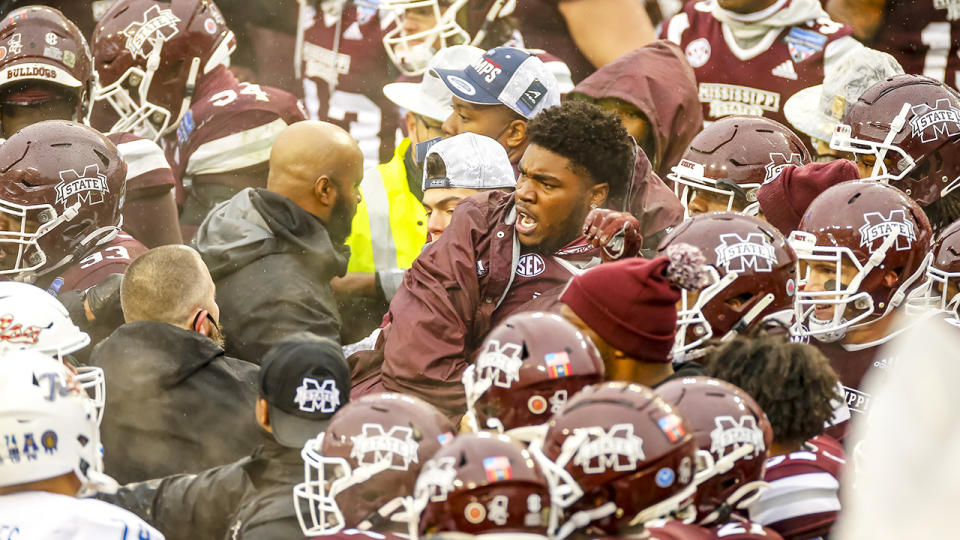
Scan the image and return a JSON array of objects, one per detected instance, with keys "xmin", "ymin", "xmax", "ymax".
[
  {"xmin": 422, "ymin": 133, "xmax": 516, "ymax": 191},
  {"xmin": 383, "ymin": 45, "xmax": 485, "ymax": 122},
  {"xmin": 784, "ymin": 49, "xmax": 904, "ymax": 143}
]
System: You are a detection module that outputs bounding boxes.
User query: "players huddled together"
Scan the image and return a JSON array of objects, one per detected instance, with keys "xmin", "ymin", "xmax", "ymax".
[{"xmin": 0, "ymin": 0, "xmax": 957, "ymax": 538}]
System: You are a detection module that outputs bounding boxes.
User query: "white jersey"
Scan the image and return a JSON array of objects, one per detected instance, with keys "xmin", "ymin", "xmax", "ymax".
[{"xmin": 0, "ymin": 491, "xmax": 164, "ymax": 540}]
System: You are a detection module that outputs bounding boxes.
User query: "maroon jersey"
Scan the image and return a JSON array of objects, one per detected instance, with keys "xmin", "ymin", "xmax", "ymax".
[
  {"xmin": 107, "ymin": 132, "xmax": 177, "ymax": 240},
  {"xmin": 643, "ymin": 518, "xmax": 783, "ymax": 539},
  {"xmin": 749, "ymin": 435, "xmax": 845, "ymax": 540},
  {"xmin": 662, "ymin": 2, "xmax": 858, "ymax": 137},
  {"xmin": 872, "ymin": 0, "xmax": 960, "ymax": 90},
  {"xmin": 300, "ymin": 1, "xmax": 399, "ymax": 168},
  {"xmin": 508, "ymin": 0, "xmax": 595, "ymax": 84},
  {"xmin": 165, "ymin": 65, "xmax": 306, "ymax": 202},
  {"xmin": 813, "ymin": 340, "xmax": 896, "ymax": 416},
  {"xmin": 44, "ymin": 232, "xmax": 146, "ymax": 294}
]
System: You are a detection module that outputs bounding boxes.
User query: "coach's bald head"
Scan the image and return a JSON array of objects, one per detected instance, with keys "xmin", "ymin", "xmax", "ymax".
[{"xmin": 267, "ymin": 121, "xmax": 363, "ymax": 244}]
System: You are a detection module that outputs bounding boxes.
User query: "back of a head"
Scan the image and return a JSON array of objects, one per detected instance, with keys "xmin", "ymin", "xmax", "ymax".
[
  {"xmin": 266, "ymin": 120, "xmax": 362, "ymax": 195},
  {"xmin": 120, "ymin": 245, "xmax": 212, "ymax": 326},
  {"xmin": 705, "ymin": 330, "xmax": 838, "ymax": 446},
  {"xmin": 526, "ymin": 100, "xmax": 635, "ymax": 209}
]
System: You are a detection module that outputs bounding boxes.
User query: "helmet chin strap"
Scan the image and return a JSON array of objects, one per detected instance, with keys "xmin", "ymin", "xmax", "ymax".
[
  {"xmin": 872, "ymin": 102, "xmax": 911, "ymax": 179},
  {"xmin": 166, "ymin": 57, "xmax": 201, "ymax": 137}
]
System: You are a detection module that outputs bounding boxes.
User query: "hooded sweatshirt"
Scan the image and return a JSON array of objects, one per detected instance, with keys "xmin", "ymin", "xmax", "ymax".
[
  {"xmin": 570, "ymin": 40, "xmax": 704, "ymax": 179},
  {"xmin": 195, "ymin": 188, "xmax": 349, "ymax": 363}
]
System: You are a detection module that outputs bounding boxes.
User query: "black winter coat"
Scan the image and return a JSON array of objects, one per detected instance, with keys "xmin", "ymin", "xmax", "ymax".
[{"xmin": 90, "ymin": 321, "xmax": 261, "ymax": 483}]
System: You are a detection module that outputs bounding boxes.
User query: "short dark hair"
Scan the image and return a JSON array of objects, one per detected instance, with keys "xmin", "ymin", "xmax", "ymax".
[
  {"xmin": 705, "ymin": 330, "xmax": 839, "ymax": 447},
  {"xmin": 526, "ymin": 100, "xmax": 635, "ymax": 208}
]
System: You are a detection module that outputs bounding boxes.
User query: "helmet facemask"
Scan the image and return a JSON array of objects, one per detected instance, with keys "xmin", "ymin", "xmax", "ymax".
[
  {"xmin": 294, "ymin": 432, "xmax": 415, "ymax": 536},
  {"xmin": 830, "ymin": 102, "xmax": 916, "ymax": 185},
  {"xmin": 0, "ymin": 199, "xmax": 82, "ymax": 279},
  {"xmin": 789, "ymin": 229, "xmax": 927, "ymax": 342},
  {"xmin": 381, "ymin": 0, "xmax": 470, "ymax": 76},
  {"xmin": 669, "ymin": 160, "xmax": 759, "ymax": 218},
  {"xmin": 906, "ymin": 265, "xmax": 960, "ymax": 322}
]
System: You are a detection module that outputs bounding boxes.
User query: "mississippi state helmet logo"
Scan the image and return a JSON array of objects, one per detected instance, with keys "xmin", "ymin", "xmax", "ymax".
[
  {"xmin": 571, "ymin": 423, "xmax": 646, "ymax": 474},
  {"xmin": 859, "ymin": 210, "xmax": 916, "ymax": 252},
  {"xmin": 55, "ymin": 165, "xmax": 110, "ymax": 207},
  {"xmin": 349, "ymin": 423, "xmax": 420, "ymax": 471},
  {"xmin": 909, "ymin": 98, "xmax": 960, "ymax": 143},
  {"xmin": 715, "ymin": 233, "xmax": 778, "ymax": 273},
  {"xmin": 415, "ymin": 456, "xmax": 458, "ymax": 503},
  {"xmin": 122, "ymin": 5, "xmax": 180, "ymax": 60},
  {"xmin": 475, "ymin": 340, "xmax": 523, "ymax": 389},
  {"xmin": 294, "ymin": 378, "xmax": 340, "ymax": 413},
  {"xmin": 709, "ymin": 415, "xmax": 765, "ymax": 459},
  {"xmin": 763, "ymin": 152, "xmax": 805, "ymax": 184}
]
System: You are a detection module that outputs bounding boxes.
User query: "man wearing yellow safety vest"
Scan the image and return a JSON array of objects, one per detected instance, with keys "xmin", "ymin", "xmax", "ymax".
[{"xmin": 334, "ymin": 46, "xmax": 485, "ymax": 343}]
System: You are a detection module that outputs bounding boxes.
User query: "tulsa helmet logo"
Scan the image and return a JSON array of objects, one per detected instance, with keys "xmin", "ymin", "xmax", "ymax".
[
  {"xmin": 572, "ymin": 423, "xmax": 646, "ymax": 474},
  {"xmin": 715, "ymin": 233, "xmax": 778, "ymax": 273},
  {"xmin": 55, "ymin": 165, "xmax": 109, "ymax": 207},
  {"xmin": 349, "ymin": 423, "xmax": 420, "ymax": 471},
  {"xmin": 763, "ymin": 153, "xmax": 805, "ymax": 184},
  {"xmin": 415, "ymin": 456, "xmax": 458, "ymax": 503},
  {"xmin": 909, "ymin": 98, "xmax": 960, "ymax": 143},
  {"xmin": 859, "ymin": 210, "xmax": 916, "ymax": 252},
  {"xmin": 122, "ymin": 5, "xmax": 180, "ymax": 60},
  {"xmin": 476, "ymin": 340, "xmax": 523, "ymax": 389},
  {"xmin": 709, "ymin": 415, "xmax": 766, "ymax": 459}
]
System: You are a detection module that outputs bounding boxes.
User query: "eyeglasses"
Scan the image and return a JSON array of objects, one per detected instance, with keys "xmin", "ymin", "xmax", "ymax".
[{"xmin": 192, "ymin": 310, "xmax": 220, "ymax": 333}]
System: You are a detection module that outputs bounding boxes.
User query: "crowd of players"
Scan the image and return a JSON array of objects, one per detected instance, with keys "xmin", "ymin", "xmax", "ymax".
[{"xmin": 0, "ymin": 0, "xmax": 958, "ymax": 538}]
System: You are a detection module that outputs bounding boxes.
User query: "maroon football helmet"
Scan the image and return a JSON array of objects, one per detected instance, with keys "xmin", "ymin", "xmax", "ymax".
[
  {"xmin": 529, "ymin": 381, "xmax": 699, "ymax": 539},
  {"xmin": 0, "ymin": 6, "xmax": 95, "ymax": 132},
  {"xmin": 657, "ymin": 377, "xmax": 773, "ymax": 526},
  {"xmin": 414, "ymin": 432, "xmax": 552, "ymax": 538},
  {"xmin": 831, "ymin": 74, "xmax": 960, "ymax": 207},
  {"xmin": 0, "ymin": 120, "xmax": 126, "ymax": 280},
  {"xmin": 907, "ymin": 218, "xmax": 960, "ymax": 320},
  {"xmin": 658, "ymin": 213, "xmax": 797, "ymax": 361},
  {"xmin": 294, "ymin": 393, "xmax": 455, "ymax": 536},
  {"xmin": 91, "ymin": 0, "xmax": 236, "ymax": 140},
  {"xmin": 669, "ymin": 116, "xmax": 810, "ymax": 217},
  {"xmin": 789, "ymin": 181, "xmax": 932, "ymax": 342},
  {"xmin": 462, "ymin": 311, "xmax": 605, "ymax": 440}
]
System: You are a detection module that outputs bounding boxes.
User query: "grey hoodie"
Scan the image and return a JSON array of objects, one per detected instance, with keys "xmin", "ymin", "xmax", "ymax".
[{"xmin": 195, "ymin": 188, "xmax": 349, "ymax": 363}]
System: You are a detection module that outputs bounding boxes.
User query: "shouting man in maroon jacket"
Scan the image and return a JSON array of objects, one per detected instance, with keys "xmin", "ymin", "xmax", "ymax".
[{"xmin": 351, "ymin": 101, "xmax": 642, "ymax": 418}]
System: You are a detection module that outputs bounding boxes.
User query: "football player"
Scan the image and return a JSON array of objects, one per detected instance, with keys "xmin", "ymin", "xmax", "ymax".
[
  {"xmin": 706, "ymin": 331, "xmax": 845, "ymax": 540},
  {"xmin": 668, "ymin": 116, "xmax": 810, "ymax": 217},
  {"xmin": 411, "ymin": 432, "xmax": 553, "ymax": 539},
  {"xmin": 789, "ymin": 181, "xmax": 933, "ymax": 418},
  {"xmin": 529, "ymin": 381, "xmax": 700, "ymax": 539},
  {"xmin": 92, "ymin": 0, "xmax": 306, "ymax": 239},
  {"xmin": 830, "ymin": 74, "xmax": 960, "ymax": 233},
  {"xmin": 661, "ymin": 0, "xmax": 861, "ymax": 144},
  {"xmin": 0, "ymin": 5, "xmax": 181, "ymax": 248},
  {"xmin": 0, "ymin": 281, "xmax": 104, "ymax": 424},
  {"xmin": 461, "ymin": 311, "xmax": 605, "ymax": 440},
  {"xmin": 0, "ymin": 352, "xmax": 163, "ymax": 539},
  {"xmin": 657, "ymin": 377, "xmax": 780, "ymax": 537},
  {"xmin": 0, "ymin": 120, "xmax": 143, "ymax": 294},
  {"xmin": 295, "ymin": 393, "xmax": 455, "ymax": 537},
  {"xmin": 657, "ymin": 213, "xmax": 797, "ymax": 362},
  {"xmin": 827, "ymin": 0, "xmax": 960, "ymax": 92},
  {"xmin": 907, "ymin": 219, "xmax": 960, "ymax": 323}
]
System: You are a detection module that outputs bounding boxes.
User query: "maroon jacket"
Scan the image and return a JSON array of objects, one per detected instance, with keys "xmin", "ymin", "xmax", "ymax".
[
  {"xmin": 570, "ymin": 40, "xmax": 704, "ymax": 180},
  {"xmin": 351, "ymin": 191, "xmax": 605, "ymax": 418}
]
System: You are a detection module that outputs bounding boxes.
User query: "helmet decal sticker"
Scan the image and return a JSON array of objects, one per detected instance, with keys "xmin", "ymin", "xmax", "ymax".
[
  {"xmin": 859, "ymin": 210, "xmax": 917, "ymax": 251},
  {"xmin": 122, "ymin": 5, "xmax": 180, "ymax": 60},
  {"xmin": 715, "ymin": 233, "xmax": 778, "ymax": 272},
  {"xmin": 349, "ymin": 423, "xmax": 419, "ymax": 470}
]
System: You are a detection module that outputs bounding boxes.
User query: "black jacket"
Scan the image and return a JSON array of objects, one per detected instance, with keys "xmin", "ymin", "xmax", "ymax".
[
  {"xmin": 90, "ymin": 321, "xmax": 261, "ymax": 483},
  {"xmin": 107, "ymin": 438, "xmax": 306, "ymax": 540},
  {"xmin": 194, "ymin": 188, "xmax": 350, "ymax": 363}
]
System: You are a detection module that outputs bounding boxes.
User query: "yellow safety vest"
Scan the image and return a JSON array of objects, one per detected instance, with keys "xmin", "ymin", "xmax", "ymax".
[{"xmin": 346, "ymin": 138, "xmax": 428, "ymax": 273}]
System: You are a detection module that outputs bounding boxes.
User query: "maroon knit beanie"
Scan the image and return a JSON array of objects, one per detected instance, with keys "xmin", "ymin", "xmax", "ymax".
[
  {"xmin": 560, "ymin": 244, "xmax": 708, "ymax": 363},
  {"xmin": 756, "ymin": 159, "xmax": 860, "ymax": 236}
]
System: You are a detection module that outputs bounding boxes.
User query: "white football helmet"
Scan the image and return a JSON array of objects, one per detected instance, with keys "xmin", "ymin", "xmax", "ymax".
[
  {"xmin": 0, "ymin": 351, "xmax": 117, "ymax": 496},
  {"xmin": 0, "ymin": 282, "xmax": 103, "ymax": 425}
]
